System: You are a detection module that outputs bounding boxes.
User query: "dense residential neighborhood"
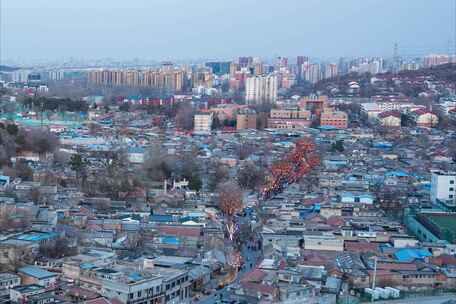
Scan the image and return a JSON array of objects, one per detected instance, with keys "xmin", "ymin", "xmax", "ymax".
[{"xmin": 0, "ymin": 54, "xmax": 455, "ymax": 304}]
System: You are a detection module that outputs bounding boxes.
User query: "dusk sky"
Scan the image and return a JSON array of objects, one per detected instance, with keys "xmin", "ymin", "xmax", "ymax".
[{"xmin": 1, "ymin": 0, "xmax": 454, "ymax": 62}]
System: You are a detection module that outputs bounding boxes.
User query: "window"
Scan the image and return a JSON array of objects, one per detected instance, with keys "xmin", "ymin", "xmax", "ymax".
[
  {"xmin": 138, "ymin": 291, "xmax": 142, "ymax": 298},
  {"xmin": 166, "ymin": 284, "xmax": 170, "ymax": 290},
  {"xmin": 450, "ymin": 195, "xmax": 454, "ymax": 199},
  {"xmin": 129, "ymin": 293, "xmax": 134, "ymax": 299},
  {"xmin": 449, "ymin": 188, "xmax": 454, "ymax": 192},
  {"xmin": 450, "ymin": 180, "xmax": 454, "ymax": 184}
]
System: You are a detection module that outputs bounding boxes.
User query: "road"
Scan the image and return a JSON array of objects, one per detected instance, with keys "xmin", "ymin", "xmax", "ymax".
[
  {"xmin": 372, "ymin": 295, "xmax": 456, "ymax": 304},
  {"xmin": 196, "ymin": 211, "xmax": 262, "ymax": 304}
]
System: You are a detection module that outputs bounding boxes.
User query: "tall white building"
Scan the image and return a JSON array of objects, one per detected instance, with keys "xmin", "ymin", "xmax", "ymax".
[
  {"xmin": 431, "ymin": 171, "xmax": 456, "ymax": 206},
  {"xmin": 193, "ymin": 112, "xmax": 214, "ymax": 134},
  {"xmin": 323, "ymin": 63, "xmax": 338, "ymax": 80},
  {"xmin": 304, "ymin": 64, "xmax": 321, "ymax": 84},
  {"xmin": 245, "ymin": 75, "xmax": 278, "ymax": 104}
]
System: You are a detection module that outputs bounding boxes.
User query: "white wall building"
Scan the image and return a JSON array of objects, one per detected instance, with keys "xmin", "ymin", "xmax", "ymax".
[
  {"xmin": 430, "ymin": 171, "xmax": 456, "ymax": 204},
  {"xmin": 304, "ymin": 64, "xmax": 321, "ymax": 84},
  {"xmin": 245, "ymin": 74, "xmax": 278, "ymax": 104},
  {"xmin": 193, "ymin": 112, "xmax": 213, "ymax": 134}
]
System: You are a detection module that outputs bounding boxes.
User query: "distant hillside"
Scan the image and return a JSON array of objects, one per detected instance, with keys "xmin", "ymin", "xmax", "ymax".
[
  {"xmin": 393, "ymin": 63, "xmax": 456, "ymax": 82},
  {"xmin": 313, "ymin": 63, "xmax": 456, "ymax": 98},
  {"xmin": 0, "ymin": 65, "xmax": 20, "ymax": 72}
]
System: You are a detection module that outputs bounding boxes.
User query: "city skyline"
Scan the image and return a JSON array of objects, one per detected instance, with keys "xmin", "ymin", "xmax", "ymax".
[{"xmin": 1, "ymin": 0, "xmax": 455, "ymax": 63}]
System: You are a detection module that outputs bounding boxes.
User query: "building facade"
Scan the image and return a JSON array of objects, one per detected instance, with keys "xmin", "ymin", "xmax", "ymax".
[
  {"xmin": 320, "ymin": 111, "xmax": 348, "ymax": 129},
  {"xmin": 193, "ymin": 113, "xmax": 214, "ymax": 135},
  {"xmin": 245, "ymin": 75, "xmax": 278, "ymax": 104}
]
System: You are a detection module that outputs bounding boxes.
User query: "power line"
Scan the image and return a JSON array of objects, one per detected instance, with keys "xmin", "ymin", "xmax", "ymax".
[{"xmin": 454, "ymin": 0, "xmax": 456, "ymax": 58}]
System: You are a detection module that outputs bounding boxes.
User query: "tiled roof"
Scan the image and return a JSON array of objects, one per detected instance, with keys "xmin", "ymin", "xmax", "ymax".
[
  {"xmin": 241, "ymin": 269, "xmax": 267, "ymax": 283},
  {"xmin": 378, "ymin": 111, "xmax": 401, "ymax": 119},
  {"xmin": 18, "ymin": 265, "xmax": 57, "ymax": 279},
  {"xmin": 158, "ymin": 226, "xmax": 202, "ymax": 238},
  {"xmin": 344, "ymin": 241, "xmax": 379, "ymax": 253}
]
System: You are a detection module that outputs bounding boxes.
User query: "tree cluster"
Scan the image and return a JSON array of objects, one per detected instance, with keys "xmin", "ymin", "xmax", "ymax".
[
  {"xmin": 0, "ymin": 123, "xmax": 59, "ymax": 166},
  {"xmin": 217, "ymin": 181, "xmax": 243, "ymax": 217},
  {"xmin": 237, "ymin": 162, "xmax": 266, "ymax": 191},
  {"xmin": 21, "ymin": 96, "xmax": 89, "ymax": 112}
]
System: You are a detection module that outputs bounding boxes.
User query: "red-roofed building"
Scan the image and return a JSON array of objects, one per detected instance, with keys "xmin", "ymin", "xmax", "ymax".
[
  {"xmin": 240, "ymin": 282, "xmax": 279, "ymax": 302},
  {"xmin": 430, "ymin": 255, "xmax": 456, "ymax": 267},
  {"xmin": 449, "ymin": 108, "xmax": 456, "ymax": 122},
  {"xmin": 326, "ymin": 216, "xmax": 345, "ymax": 228},
  {"xmin": 344, "ymin": 241, "xmax": 380, "ymax": 253},
  {"xmin": 241, "ymin": 269, "xmax": 267, "ymax": 283},
  {"xmin": 411, "ymin": 109, "xmax": 439, "ymax": 127},
  {"xmin": 85, "ymin": 298, "xmax": 123, "ymax": 304},
  {"xmin": 157, "ymin": 226, "xmax": 202, "ymax": 238},
  {"xmin": 377, "ymin": 111, "xmax": 401, "ymax": 127},
  {"xmin": 320, "ymin": 110, "xmax": 348, "ymax": 129}
]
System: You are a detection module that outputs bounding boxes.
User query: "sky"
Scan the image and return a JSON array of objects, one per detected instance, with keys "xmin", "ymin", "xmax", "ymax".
[{"xmin": 1, "ymin": 0, "xmax": 455, "ymax": 62}]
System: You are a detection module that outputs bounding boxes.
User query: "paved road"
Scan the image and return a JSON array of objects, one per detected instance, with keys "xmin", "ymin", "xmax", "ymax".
[
  {"xmin": 372, "ymin": 295, "xmax": 456, "ymax": 304},
  {"xmin": 196, "ymin": 212, "xmax": 261, "ymax": 304}
]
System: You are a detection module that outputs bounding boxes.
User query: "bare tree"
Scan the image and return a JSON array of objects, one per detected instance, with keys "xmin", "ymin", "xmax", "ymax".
[
  {"xmin": 208, "ymin": 161, "xmax": 230, "ymax": 191},
  {"xmin": 39, "ymin": 238, "xmax": 77, "ymax": 259},
  {"xmin": 143, "ymin": 145, "xmax": 173, "ymax": 182},
  {"xmin": 21, "ymin": 128, "xmax": 59, "ymax": 154},
  {"xmin": 237, "ymin": 162, "xmax": 265, "ymax": 190},
  {"xmin": 217, "ymin": 181, "xmax": 243, "ymax": 217}
]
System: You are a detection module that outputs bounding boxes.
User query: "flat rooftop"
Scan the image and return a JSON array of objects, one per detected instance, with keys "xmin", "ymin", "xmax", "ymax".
[{"xmin": 426, "ymin": 214, "xmax": 456, "ymax": 234}]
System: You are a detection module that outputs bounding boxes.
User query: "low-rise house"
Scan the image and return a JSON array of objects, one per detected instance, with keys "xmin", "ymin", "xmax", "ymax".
[
  {"xmin": 17, "ymin": 266, "xmax": 57, "ymax": 288},
  {"xmin": 10, "ymin": 284, "xmax": 56, "ymax": 304},
  {"xmin": 320, "ymin": 111, "xmax": 348, "ymax": 129},
  {"xmin": 303, "ymin": 234, "xmax": 344, "ymax": 252},
  {"xmin": 410, "ymin": 109, "xmax": 439, "ymax": 128},
  {"xmin": 377, "ymin": 111, "xmax": 401, "ymax": 127},
  {"xmin": 0, "ymin": 272, "xmax": 21, "ymax": 302}
]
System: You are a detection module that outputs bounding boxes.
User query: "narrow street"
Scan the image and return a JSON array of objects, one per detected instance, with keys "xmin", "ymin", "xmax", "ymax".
[{"xmin": 196, "ymin": 209, "xmax": 262, "ymax": 304}]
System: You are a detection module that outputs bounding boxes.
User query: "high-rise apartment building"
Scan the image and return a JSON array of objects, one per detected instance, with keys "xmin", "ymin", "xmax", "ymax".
[
  {"xmin": 194, "ymin": 112, "xmax": 214, "ymax": 135},
  {"xmin": 88, "ymin": 68, "xmax": 186, "ymax": 92},
  {"xmin": 323, "ymin": 64, "xmax": 338, "ymax": 79},
  {"xmin": 423, "ymin": 54, "xmax": 450, "ymax": 68},
  {"xmin": 236, "ymin": 109, "xmax": 257, "ymax": 130},
  {"xmin": 431, "ymin": 171, "xmax": 456, "ymax": 208},
  {"xmin": 245, "ymin": 75, "xmax": 278, "ymax": 104},
  {"xmin": 305, "ymin": 64, "xmax": 321, "ymax": 84},
  {"xmin": 238, "ymin": 57, "xmax": 253, "ymax": 68},
  {"xmin": 297, "ymin": 56, "xmax": 309, "ymax": 67},
  {"xmin": 191, "ymin": 68, "xmax": 213, "ymax": 88},
  {"xmin": 205, "ymin": 62, "xmax": 231, "ymax": 76}
]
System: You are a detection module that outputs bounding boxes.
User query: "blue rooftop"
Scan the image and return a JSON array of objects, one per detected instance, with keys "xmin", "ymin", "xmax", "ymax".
[
  {"xmin": 80, "ymin": 263, "xmax": 96, "ymax": 270},
  {"xmin": 373, "ymin": 142, "xmax": 393, "ymax": 149},
  {"xmin": 319, "ymin": 125, "xmax": 338, "ymax": 131},
  {"xmin": 128, "ymin": 272, "xmax": 143, "ymax": 282},
  {"xmin": 150, "ymin": 214, "xmax": 174, "ymax": 223},
  {"xmin": 15, "ymin": 231, "xmax": 57, "ymax": 242},
  {"xmin": 394, "ymin": 248, "xmax": 432, "ymax": 262},
  {"xmin": 385, "ymin": 170, "xmax": 410, "ymax": 178},
  {"xmin": 162, "ymin": 236, "xmax": 180, "ymax": 245},
  {"xmin": 18, "ymin": 266, "xmax": 57, "ymax": 279}
]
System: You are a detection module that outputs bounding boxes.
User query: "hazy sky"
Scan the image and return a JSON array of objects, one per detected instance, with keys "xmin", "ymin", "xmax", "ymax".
[{"xmin": 1, "ymin": 0, "xmax": 454, "ymax": 62}]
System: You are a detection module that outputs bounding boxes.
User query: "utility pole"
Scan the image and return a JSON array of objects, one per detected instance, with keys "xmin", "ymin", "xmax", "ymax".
[{"xmin": 371, "ymin": 256, "xmax": 377, "ymax": 303}]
